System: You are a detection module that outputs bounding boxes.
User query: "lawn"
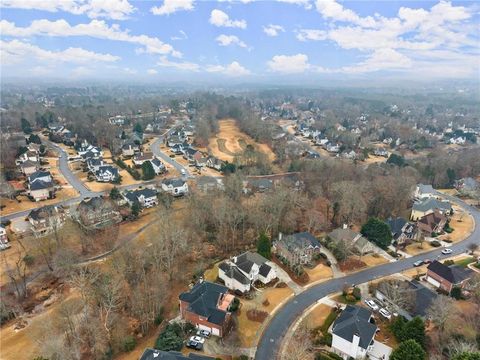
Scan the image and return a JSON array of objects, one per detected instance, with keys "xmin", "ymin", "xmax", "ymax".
[
  {"xmin": 439, "ymin": 205, "xmax": 474, "ymax": 243},
  {"xmin": 304, "ymin": 263, "xmax": 333, "ymax": 284},
  {"xmin": 300, "ymin": 303, "xmax": 334, "ymax": 329},
  {"xmin": 455, "ymin": 256, "xmax": 476, "ymax": 268},
  {"xmin": 236, "ymin": 285, "xmax": 293, "ymax": 347},
  {"xmin": 204, "ymin": 262, "xmax": 220, "ymax": 282},
  {"xmin": 207, "ymin": 119, "xmax": 276, "ymax": 163},
  {"xmin": 362, "ymin": 254, "xmax": 390, "ymax": 267},
  {"xmin": 404, "ymin": 241, "xmax": 434, "ymax": 256}
]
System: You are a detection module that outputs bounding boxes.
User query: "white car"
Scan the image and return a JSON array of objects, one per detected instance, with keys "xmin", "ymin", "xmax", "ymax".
[
  {"xmin": 196, "ymin": 329, "xmax": 211, "ymax": 338},
  {"xmin": 441, "ymin": 248, "xmax": 453, "ymax": 255},
  {"xmin": 364, "ymin": 299, "xmax": 379, "ymax": 311},
  {"xmin": 379, "ymin": 308, "xmax": 392, "ymax": 320},
  {"xmin": 181, "ymin": 169, "xmax": 186, "ymax": 176},
  {"xmin": 189, "ymin": 336, "xmax": 205, "ymax": 344}
]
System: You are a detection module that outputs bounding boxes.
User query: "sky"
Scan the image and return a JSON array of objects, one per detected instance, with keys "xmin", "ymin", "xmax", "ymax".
[{"xmin": 1, "ymin": 0, "xmax": 479, "ymax": 84}]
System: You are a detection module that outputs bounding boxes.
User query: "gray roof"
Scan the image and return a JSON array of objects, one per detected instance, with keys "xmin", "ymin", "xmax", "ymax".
[
  {"xmin": 29, "ymin": 179, "xmax": 53, "ymax": 190},
  {"xmin": 124, "ymin": 188, "xmax": 157, "ymax": 203},
  {"xmin": 417, "ymin": 184, "xmax": 436, "ymax": 195},
  {"xmin": 408, "ymin": 280, "xmax": 437, "ymax": 317},
  {"xmin": 179, "ymin": 281, "xmax": 229, "ymax": 326},
  {"xmin": 28, "ymin": 205, "xmax": 63, "ymax": 221},
  {"xmin": 332, "ymin": 305, "xmax": 377, "ymax": 350},
  {"xmin": 427, "ymin": 261, "xmax": 472, "ymax": 284},
  {"xmin": 412, "ymin": 198, "xmax": 452, "ymax": 213},
  {"xmin": 28, "ymin": 170, "xmax": 51, "ymax": 183},
  {"xmin": 219, "ymin": 262, "xmax": 250, "ymax": 285},
  {"xmin": 386, "ymin": 217, "xmax": 408, "ymax": 237},
  {"xmin": 95, "ymin": 165, "xmax": 119, "ymax": 178},
  {"xmin": 278, "ymin": 232, "xmax": 321, "ymax": 251},
  {"xmin": 163, "ymin": 178, "xmax": 185, "ymax": 187}
]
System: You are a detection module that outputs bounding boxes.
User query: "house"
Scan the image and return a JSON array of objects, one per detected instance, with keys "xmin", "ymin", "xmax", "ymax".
[
  {"xmin": 19, "ymin": 160, "xmax": 39, "ymax": 176},
  {"xmin": 455, "ymin": 177, "xmax": 479, "ymax": 192},
  {"xmin": 140, "ymin": 349, "xmax": 215, "ymax": 360},
  {"xmin": 326, "ymin": 143, "xmax": 340, "ymax": 153},
  {"xmin": 426, "ymin": 260, "xmax": 473, "ymax": 293},
  {"xmin": 167, "ymin": 135, "xmax": 184, "ymax": 147},
  {"xmin": 273, "ymin": 232, "xmax": 321, "ymax": 267},
  {"xmin": 133, "ymin": 152, "xmax": 155, "ymax": 167},
  {"xmin": 386, "ymin": 217, "xmax": 418, "ymax": 246},
  {"xmin": 149, "ymin": 158, "xmax": 166, "ymax": 175},
  {"xmin": 28, "ymin": 205, "xmax": 67, "ymax": 237},
  {"xmin": 196, "ymin": 176, "xmax": 223, "ymax": 192},
  {"xmin": 328, "ymin": 226, "xmax": 376, "ymax": 255},
  {"xmin": 108, "ymin": 115, "xmax": 125, "ymax": 125},
  {"xmin": 218, "ymin": 251, "xmax": 277, "ymax": 293},
  {"xmin": 28, "ymin": 171, "xmax": 55, "ymax": 201},
  {"xmin": 246, "ymin": 178, "xmax": 273, "ymax": 193},
  {"xmin": 414, "ymin": 184, "xmax": 437, "ymax": 199},
  {"xmin": 81, "ymin": 149, "xmax": 102, "ymax": 163},
  {"xmin": 179, "ymin": 281, "xmax": 235, "ymax": 337},
  {"xmin": 77, "ymin": 144, "xmax": 102, "ymax": 158},
  {"xmin": 123, "ymin": 188, "xmax": 158, "ymax": 208},
  {"xmin": 121, "ymin": 142, "xmax": 139, "ymax": 157},
  {"xmin": 86, "ymin": 157, "xmax": 105, "ymax": 173},
  {"xmin": 162, "ymin": 178, "xmax": 188, "ymax": 196},
  {"xmin": 0, "ymin": 225, "xmax": 9, "ymax": 250},
  {"xmin": 373, "ymin": 148, "xmax": 389, "ymax": 157},
  {"xmin": 410, "ymin": 197, "xmax": 452, "ymax": 220},
  {"xmin": 195, "ymin": 157, "xmax": 208, "ymax": 168},
  {"xmin": 375, "ymin": 279, "xmax": 437, "ymax": 320},
  {"xmin": 74, "ymin": 197, "xmax": 122, "ymax": 230},
  {"xmin": 95, "ymin": 165, "xmax": 119, "ymax": 183},
  {"xmin": 183, "ymin": 147, "xmax": 202, "ymax": 163},
  {"xmin": 16, "ymin": 150, "xmax": 39, "ymax": 165},
  {"xmin": 170, "ymin": 144, "xmax": 184, "ymax": 155},
  {"xmin": 331, "ymin": 305, "xmax": 378, "ymax": 360},
  {"xmin": 315, "ymin": 137, "xmax": 329, "ymax": 146},
  {"xmin": 416, "ymin": 210, "xmax": 447, "ymax": 235}
]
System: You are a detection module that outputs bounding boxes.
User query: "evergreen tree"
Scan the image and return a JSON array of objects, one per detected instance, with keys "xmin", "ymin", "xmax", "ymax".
[
  {"xmin": 257, "ymin": 232, "xmax": 271, "ymax": 260},
  {"xmin": 142, "ymin": 161, "xmax": 155, "ymax": 180},
  {"xmin": 390, "ymin": 339, "xmax": 426, "ymax": 360},
  {"xmin": 361, "ymin": 217, "xmax": 393, "ymax": 249},
  {"xmin": 21, "ymin": 118, "xmax": 32, "ymax": 134}
]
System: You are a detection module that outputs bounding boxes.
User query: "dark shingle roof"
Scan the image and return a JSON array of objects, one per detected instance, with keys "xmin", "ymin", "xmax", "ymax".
[
  {"xmin": 29, "ymin": 180, "xmax": 53, "ymax": 190},
  {"xmin": 427, "ymin": 261, "xmax": 472, "ymax": 284},
  {"xmin": 219, "ymin": 262, "xmax": 250, "ymax": 285},
  {"xmin": 408, "ymin": 280, "xmax": 437, "ymax": 317},
  {"xmin": 281, "ymin": 232, "xmax": 321, "ymax": 250},
  {"xmin": 29, "ymin": 205, "xmax": 63, "ymax": 221},
  {"xmin": 412, "ymin": 198, "xmax": 452, "ymax": 213},
  {"xmin": 259, "ymin": 263, "xmax": 272, "ymax": 277},
  {"xmin": 163, "ymin": 178, "xmax": 185, "ymax": 187},
  {"xmin": 139, "ymin": 349, "xmax": 216, "ymax": 360},
  {"xmin": 179, "ymin": 281, "xmax": 229, "ymax": 325},
  {"xmin": 28, "ymin": 170, "xmax": 51, "ymax": 183},
  {"xmin": 386, "ymin": 217, "xmax": 407, "ymax": 237},
  {"xmin": 332, "ymin": 305, "xmax": 377, "ymax": 350}
]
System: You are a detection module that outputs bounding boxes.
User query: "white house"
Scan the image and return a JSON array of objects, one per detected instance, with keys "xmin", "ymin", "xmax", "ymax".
[
  {"xmin": 132, "ymin": 152, "xmax": 155, "ymax": 167},
  {"xmin": 95, "ymin": 165, "xmax": 119, "ymax": 182},
  {"xmin": 86, "ymin": 157, "xmax": 105, "ymax": 173},
  {"xmin": 121, "ymin": 142, "xmax": 139, "ymax": 157},
  {"xmin": 0, "ymin": 225, "xmax": 9, "ymax": 250},
  {"xmin": 331, "ymin": 305, "xmax": 378, "ymax": 360},
  {"xmin": 161, "ymin": 178, "xmax": 188, "ymax": 196},
  {"xmin": 28, "ymin": 171, "xmax": 54, "ymax": 201},
  {"xmin": 414, "ymin": 184, "xmax": 438, "ymax": 199},
  {"xmin": 124, "ymin": 188, "xmax": 158, "ymax": 208},
  {"xmin": 218, "ymin": 251, "xmax": 277, "ymax": 293},
  {"xmin": 149, "ymin": 158, "xmax": 166, "ymax": 175},
  {"xmin": 326, "ymin": 143, "xmax": 340, "ymax": 153},
  {"xmin": 16, "ymin": 150, "xmax": 39, "ymax": 165}
]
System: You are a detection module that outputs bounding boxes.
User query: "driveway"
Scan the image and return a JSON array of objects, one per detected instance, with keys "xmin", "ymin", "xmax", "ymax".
[
  {"xmin": 150, "ymin": 136, "xmax": 193, "ymax": 180},
  {"xmin": 255, "ymin": 194, "xmax": 479, "ymax": 360}
]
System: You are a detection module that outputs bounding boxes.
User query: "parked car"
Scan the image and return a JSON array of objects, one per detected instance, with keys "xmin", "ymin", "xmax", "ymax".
[
  {"xmin": 379, "ymin": 308, "xmax": 392, "ymax": 320},
  {"xmin": 413, "ymin": 260, "xmax": 424, "ymax": 267},
  {"xmin": 186, "ymin": 340, "xmax": 203, "ymax": 350},
  {"xmin": 441, "ymin": 248, "xmax": 453, "ymax": 255},
  {"xmin": 364, "ymin": 299, "xmax": 379, "ymax": 311},
  {"xmin": 189, "ymin": 336, "xmax": 205, "ymax": 344},
  {"xmin": 196, "ymin": 329, "xmax": 211, "ymax": 338},
  {"xmin": 181, "ymin": 168, "xmax": 186, "ymax": 176},
  {"xmin": 423, "ymin": 259, "xmax": 432, "ymax": 264}
]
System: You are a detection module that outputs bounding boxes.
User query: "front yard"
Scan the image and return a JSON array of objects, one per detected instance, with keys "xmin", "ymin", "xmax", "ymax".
[{"xmin": 304, "ymin": 263, "xmax": 333, "ymax": 284}]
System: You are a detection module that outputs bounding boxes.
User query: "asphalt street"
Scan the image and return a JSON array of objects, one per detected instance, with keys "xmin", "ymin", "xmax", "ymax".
[{"xmin": 255, "ymin": 193, "xmax": 480, "ymax": 360}]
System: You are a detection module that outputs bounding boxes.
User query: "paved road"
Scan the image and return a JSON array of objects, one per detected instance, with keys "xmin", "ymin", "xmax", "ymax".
[
  {"xmin": 150, "ymin": 131, "xmax": 193, "ymax": 180},
  {"xmin": 255, "ymin": 193, "xmax": 480, "ymax": 360}
]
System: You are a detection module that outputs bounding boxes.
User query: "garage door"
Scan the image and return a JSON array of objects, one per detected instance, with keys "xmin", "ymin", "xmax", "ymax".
[
  {"xmin": 197, "ymin": 324, "xmax": 211, "ymax": 332},
  {"xmin": 426, "ymin": 276, "xmax": 440, "ymax": 288},
  {"xmin": 211, "ymin": 327, "xmax": 220, "ymax": 336}
]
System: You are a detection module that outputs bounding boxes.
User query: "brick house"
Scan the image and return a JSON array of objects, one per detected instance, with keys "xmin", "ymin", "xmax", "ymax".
[
  {"xmin": 426, "ymin": 260, "xmax": 473, "ymax": 294},
  {"xmin": 179, "ymin": 281, "xmax": 235, "ymax": 337},
  {"xmin": 73, "ymin": 197, "xmax": 122, "ymax": 230},
  {"xmin": 417, "ymin": 210, "xmax": 447, "ymax": 236}
]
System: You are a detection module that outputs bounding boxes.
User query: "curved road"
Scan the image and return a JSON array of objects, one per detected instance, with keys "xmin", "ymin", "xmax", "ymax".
[{"xmin": 255, "ymin": 193, "xmax": 480, "ymax": 360}]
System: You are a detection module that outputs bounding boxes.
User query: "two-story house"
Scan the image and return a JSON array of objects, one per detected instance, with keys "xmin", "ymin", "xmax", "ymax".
[
  {"xmin": 426, "ymin": 260, "xmax": 473, "ymax": 294},
  {"xmin": 273, "ymin": 232, "xmax": 321, "ymax": 267},
  {"xmin": 331, "ymin": 305, "xmax": 378, "ymax": 360},
  {"xmin": 179, "ymin": 281, "xmax": 235, "ymax": 337},
  {"xmin": 94, "ymin": 165, "xmax": 119, "ymax": 183},
  {"xmin": 132, "ymin": 152, "xmax": 155, "ymax": 167},
  {"xmin": 27, "ymin": 171, "xmax": 54, "ymax": 201},
  {"xmin": 162, "ymin": 178, "xmax": 188, "ymax": 196},
  {"xmin": 218, "ymin": 251, "xmax": 277, "ymax": 293},
  {"xmin": 123, "ymin": 188, "xmax": 158, "ymax": 208},
  {"xmin": 0, "ymin": 225, "xmax": 9, "ymax": 250},
  {"xmin": 28, "ymin": 205, "xmax": 67, "ymax": 237},
  {"xmin": 74, "ymin": 197, "xmax": 122, "ymax": 230},
  {"xmin": 410, "ymin": 198, "xmax": 452, "ymax": 221},
  {"xmin": 149, "ymin": 158, "xmax": 166, "ymax": 175}
]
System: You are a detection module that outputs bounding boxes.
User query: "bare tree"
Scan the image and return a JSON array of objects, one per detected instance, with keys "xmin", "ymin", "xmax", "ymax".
[
  {"xmin": 2, "ymin": 240, "xmax": 31, "ymax": 299},
  {"xmin": 282, "ymin": 324, "xmax": 312, "ymax": 360},
  {"xmin": 377, "ymin": 280, "xmax": 415, "ymax": 312},
  {"xmin": 426, "ymin": 295, "xmax": 455, "ymax": 331}
]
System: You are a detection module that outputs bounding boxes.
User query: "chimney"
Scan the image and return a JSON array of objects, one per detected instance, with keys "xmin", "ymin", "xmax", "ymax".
[
  {"xmin": 343, "ymin": 224, "xmax": 348, "ymax": 230},
  {"xmin": 278, "ymin": 232, "xmax": 283, "ymax": 240}
]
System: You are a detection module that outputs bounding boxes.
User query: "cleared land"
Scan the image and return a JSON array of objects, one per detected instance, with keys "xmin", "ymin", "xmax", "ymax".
[
  {"xmin": 208, "ymin": 119, "xmax": 276, "ymax": 163},
  {"xmin": 300, "ymin": 303, "xmax": 333, "ymax": 329},
  {"xmin": 304, "ymin": 263, "xmax": 333, "ymax": 284}
]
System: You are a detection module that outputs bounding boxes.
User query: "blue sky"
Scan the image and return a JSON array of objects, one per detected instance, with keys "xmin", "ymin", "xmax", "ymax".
[{"xmin": 1, "ymin": 0, "xmax": 479, "ymax": 83}]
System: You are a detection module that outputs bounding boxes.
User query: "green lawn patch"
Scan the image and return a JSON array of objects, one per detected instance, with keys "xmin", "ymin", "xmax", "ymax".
[{"xmin": 455, "ymin": 257, "xmax": 476, "ymax": 268}]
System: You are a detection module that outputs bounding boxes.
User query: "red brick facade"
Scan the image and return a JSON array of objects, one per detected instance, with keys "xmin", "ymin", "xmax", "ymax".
[{"xmin": 179, "ymin": 300, "xmax": 231, "ymax": 337}]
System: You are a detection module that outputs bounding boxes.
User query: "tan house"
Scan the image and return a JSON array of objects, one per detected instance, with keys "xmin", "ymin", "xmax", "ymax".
[
  {"xmin": 28, "ymin": 205, "xmax": 67, "ymax": 237},
  {"xmin": 74, "ymin": 197, "xmax": 122, "ymax": 230}
]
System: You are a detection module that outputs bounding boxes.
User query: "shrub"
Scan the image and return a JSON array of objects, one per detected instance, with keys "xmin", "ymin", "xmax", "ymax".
[
  {"xmin": 154, "ymin": 323, "xmax": 184, "ymax": 351},
  {"xmin": 122, "ymin": 336, "xmax": 136, "ymax": 352},
  {"xmin": 262, "ymin": 299, "xmax": 270, "ymax": 307},
  {"xmin": 246, "ymin": 309, "xmax": 268, "ymax": 323},
  {"xmin": 229, "ymin": 297, "xmax": 240, "ymax": 312},
  {"xmin": 443, "ymin": 260, "xmax": 454, "ymax": 266},
  {"xmin": 431, "ymin": 232, "xmax": 439, "ymax": 238},
  {"xmin": 430, "ymin": 240, "xmax": 441, "ymax": 247},
  {"xmin": 352, "ymin": 287, "xmax": 361, "ymax": 300},
  {"xmin": 345, "ymin": 294, "xmax": 356, "ymax": 303},
  {"xmin": 450, "ymin": 286, "xmax": 462, "ymax": 300}
]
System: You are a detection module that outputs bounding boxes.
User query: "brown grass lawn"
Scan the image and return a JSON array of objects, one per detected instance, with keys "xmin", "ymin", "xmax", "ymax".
[
  {"xmin": 404, "ymin": 241, "xmax": 435, "ymax": 256},
  {"xmin": 362, "ymin": 254, "xmax": 390, "ymax": 267},
  {"xmin": 300, "ymin": 303, "xmax": 333, "ymax": 329},
  {"xmin": 208, "ymin": 119, "xmax": 276, "ymax": 163},
  {"xmin": 0, "ymin": 187, "xmax": 79, "ymax": 216},
  {"xmin": 236, "ymin": 285, "xmax": 293, "ymax": 347},
  {"xmin": 402, "ymin": 265, "xmax": 428, "ymax": 279},
  {"xmin": 304, "ymin": 263, "xmax": 333, "ymax": 284},
  {"xmin": 440, "ymin": 205, "xmax": 474, "ymax": 243},
  {"xmin": 363, "ymin": 155, "xmax": 388, "ymax": 164},
  {"xmin": 204, "ymin": 262, "xmax": 220, "ymax": 282}
]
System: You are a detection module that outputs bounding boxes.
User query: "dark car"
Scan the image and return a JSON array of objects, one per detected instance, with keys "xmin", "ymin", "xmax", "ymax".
[{"xmin": 186, "ymin": 340, "xmax": 203, "ymax": 351}]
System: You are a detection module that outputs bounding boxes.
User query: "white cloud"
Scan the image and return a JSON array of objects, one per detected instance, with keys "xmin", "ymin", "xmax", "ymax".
[
  {"xmin": 151, "ymin": 0, "xmax": 194, "ymax": 16},
  {"xmin": 209, "ymin": 9, "xmax": 246, "ymax": 29},
  {"xmin": 147, "ymin": 68, "xmax": 158, "ymax": 74},
  {"xmin": 157, "ymin": 56, "xmax": 200, "ymax": 71},
  {"xmin": 1, "ymin": 0, "xmax": 136, "ymax": 20},
  {"xmin": 1, "ymin": 39, "xmax": 119, "ymax": 66},
  {"xmin": 171, "ymin": 30, "xmax": 188, "ymax": 41},
  {"xmin": 315, "ymin": 0, "xmax": 376, "ymax": 27},
  {"xmin": 278, "ymin": 0, "xmax": 312, "ymax": 9},
  {"xmin": 215, "ymin": 34, "xmax": 247, "ymax": 48},
  {"xmin": 267, "ymin": 54, "xmax": 310, "ymax": 74},
  {"xmin": 206, "ymin": 61, "xmax": 251, "ymax": 76},
  {"xmin": 71, "ymin": 66, "xmax": 94, "ymax": 77},
  {"xmin": 340, "ymin": 48, "xmax": 412, "ymax": 73},
  {"xmin": 263, "ymin": 24, "xmax": 285, "ymax": 37},
  {"xmin": 0, "ymin": 19, "xmax": 181, "ymax": 57},
  {"xmin": 296, "ymin": 28, "xmax": 327, "ymax": 41}
]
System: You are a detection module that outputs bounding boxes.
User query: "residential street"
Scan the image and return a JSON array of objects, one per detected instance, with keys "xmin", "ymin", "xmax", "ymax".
[{"xmin": 255, "ymin": 193, "xmax": 480, "ymax": 360}]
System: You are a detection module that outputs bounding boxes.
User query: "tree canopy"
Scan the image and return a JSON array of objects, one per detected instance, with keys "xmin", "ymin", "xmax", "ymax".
[
  {"xmin": 361, "ymin": 217, "xmax": 393, "ymax": 249},
  {"xmin": 390, "ymin": 316, "xmax": 426, "ymax": 348},
  {"xmin": 142, "ymin": 161, "xmax": 155, "ymax": 180},
  {"xmin": 257, "ymin": 232, "xmax": 271, "ymax": 260},
  {"xmin": 390, "ymin": 339, "xmax": 426, "ymax": 360}
]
